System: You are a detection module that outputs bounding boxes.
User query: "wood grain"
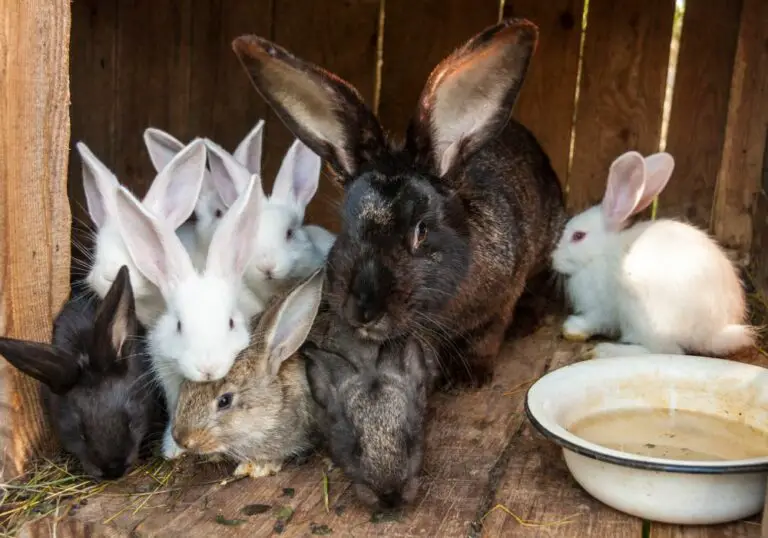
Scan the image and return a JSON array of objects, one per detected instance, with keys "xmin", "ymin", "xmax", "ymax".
[
  {"xmin": 750, "ymin": 137, "xmax": 768, "ymax": 301},
  {"xmin": 651, "ymin": 521, "xmax": 760, "ymax": 538},
  {"xmin": 503, "ymin": 0, "xmax": 585, "ymax": 188},
  {"xmin": 568, "ymin": 0, "xmax": 676, "ymax": 211},
  {"xmin": 659, "ymin": 0, "xmax": 743, "ymax": 229},
  {"xmin": 712, "ymin": 0, "xmax": 768, "ymax": 258},
  {"xmin": 259, "ymin": 0, "xmax": 381, "ymax": 234},
  {"xmin": 378, "ymin": 0, "xmax": 500, "ymax": 138},
  {"xmin": 0, "ymin": 0, "xmax": 72, "ymax": 478}
]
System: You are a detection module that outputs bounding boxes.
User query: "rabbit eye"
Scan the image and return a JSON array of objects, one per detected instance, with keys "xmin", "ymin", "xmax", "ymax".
[
  {"xmin": 286, "ymin": 228, "xmax": 294, "ymax": 241},
  {"xmin": 571, "ymin": 231, "xmax": 586, "ymax": 242},
  {"xmin": 217, "ymin": 392, "xmax": 234, "ymax": 410},
  {"xmin": 410, "ymin": 220, "xmax": 427, "ymax": 252},
  {"xmin": 229, "ymin": 317, "xmax": 234, "ymax": 330},
  {"xmin": 176, "ymin": 320, "xmax": 182, "ymax": 333},
  {"xmin": 214, "ymin": 209, "xmax": 223, "ymax": 218}
]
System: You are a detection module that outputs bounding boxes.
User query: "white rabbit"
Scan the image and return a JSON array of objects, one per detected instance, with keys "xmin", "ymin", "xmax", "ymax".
[
  {"xmin": 78, "ymin": 140, "xmax": 207, "ymax": 326},
  {"xmin": 143, "ymin": 121, "xmax": 265, "ymax": 266},
  {"xmin": 204, "ymin": 137, "xmax": 336, "ymax": 304},
  {"xmin": 113, "ymin": 171, "xmax": 266, "ymax": 459},
  {"xmin": 551, "ymin": 150, "xmax": 754, "ymax": 359}
]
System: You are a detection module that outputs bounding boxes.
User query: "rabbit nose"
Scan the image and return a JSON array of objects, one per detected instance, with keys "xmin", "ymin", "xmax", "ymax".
[
  {"xmin": 101, "ymin": 461, "xmax": 127, "ymax": 480},
  {"xmin": 378, "ymin": 490, "xmax": 403, "ymax": 509},
  {"xmin": 344, "ymin": 294, "xmax": 381, "ymax": 326}
]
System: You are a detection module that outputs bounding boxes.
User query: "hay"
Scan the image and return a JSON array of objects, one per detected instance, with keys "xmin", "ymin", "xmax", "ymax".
[{"xmin": 480, "ymin": 503, "xmax": 581, "ymax": 529}]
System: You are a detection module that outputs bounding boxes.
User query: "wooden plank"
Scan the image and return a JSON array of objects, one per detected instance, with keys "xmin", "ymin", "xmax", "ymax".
[
  {"xmin": 0, "ymin": 0, "xmax": 72, "ymax": 477},
  {"xmin": 659, "ymin": 0, "xmax": 743, "ymax": 229},
  {"xmin": 258, "ymin": 0, "xmax": 381, "ymax": 234},
  {"xmin": 712, "ymin": 0, "xmax": 768, "ymax": 258},
  {"xmin": 68, "ymin": 0, "xmax": 119, "ymax": 282},
  {"xmin": 651, "ymin": 522, "xmax": 760, "ymax": 537},
  {"xmin": 750, "ymin": 136, "xmax": 768, "ymax": 301},
  {"xmin": 378, "ymin": 0, "xmax": 499, "ymax": 137},
  {"xmin": 503, "ymin": 0, "xmax": 585, "ymax": 187},
  {"xmin": 568, "ymin": 0, "xmax": 676, "ymax": 211}
]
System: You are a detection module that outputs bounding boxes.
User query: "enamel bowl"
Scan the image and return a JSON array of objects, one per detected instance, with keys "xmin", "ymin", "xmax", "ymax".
[{"xmin": 526, "ymin": 355, "xmax": 768, "ymax": 524}]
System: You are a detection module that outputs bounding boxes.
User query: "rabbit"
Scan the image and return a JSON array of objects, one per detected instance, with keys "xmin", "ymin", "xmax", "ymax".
[
  {"xmin": 143, "ymin": 121, "xmax": 265, "ymax": 266},
  {"xmin": 231, "ymin": 18, "xmax": 566, "ymax": 386},
  {"xmin": 171, "ymin": 269, "xmax": 325, "ymax": 478},
  {"xmin": 304, "ymin": 315, "xmax": 439, "ymax": 510},
  {"xmin": 203, "ymin": 137, "xmax": 336, "ymax": 304},
  {"xmin": 78, "ymin": 139, "xmax": 207, "ymax": 326},
  {"xmin": 551, "ymin": 150, "xmax": 754, "ymax": 359},
  {"xmin": 0, "ymin": 266, "xmax": 165, "ymax": 480},
  {"xmin": 112, "ymin": 170, "xmax": 266, "ymax": 459}
]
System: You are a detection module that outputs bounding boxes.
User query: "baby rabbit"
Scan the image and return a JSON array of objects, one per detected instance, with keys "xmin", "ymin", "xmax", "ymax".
[
  {"xmin": 204, "ymin": 137, "xmax": 335, "ymax": 304},
  {"xmin": 305, "ymin": 320, "xmax": 438, "ymax": 510},
  {"xmin": 0, "ymin": 267, "xmax": 164, "ymax": 480},
  {"xmin": 172, "ymin": 270, "xmax": 324, "ymax": 478},
  {"xmin": 78, "ymin": 139, "xmax": 207, "ymax": 326},
  {"xmin": 143, "ymin": 121, "xmax": 265, "ymax": 266},
  {"xmin": 113, "ymin": 171, "xmax": 266, "ymax": 459},
  {"xmin": 551, "ymin": 150, "xmax": 754, "ymax": 358},
  {"xmin": 232, "ymin": 18, "xmax": 565, "ymax": 385}
]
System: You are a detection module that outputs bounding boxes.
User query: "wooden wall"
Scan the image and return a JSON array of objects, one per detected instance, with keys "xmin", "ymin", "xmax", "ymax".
[
  {"xmin": 68, "ymin": 0, "xmax": 768, "ymax": 273},
  {"xmin": 0, "ymin": 0, "xmax": 72, "ymax": 478}
]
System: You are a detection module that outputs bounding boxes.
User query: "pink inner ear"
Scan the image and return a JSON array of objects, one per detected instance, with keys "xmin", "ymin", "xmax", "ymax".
[{"xmin": 601, "ymin": 152, "xmax": 646, "ymax": 230}]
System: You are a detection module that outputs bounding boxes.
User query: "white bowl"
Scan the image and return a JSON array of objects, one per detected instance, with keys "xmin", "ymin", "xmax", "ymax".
[{"xmin": 526, "ymin": 355, "xmax": 768, "ymax": 525}]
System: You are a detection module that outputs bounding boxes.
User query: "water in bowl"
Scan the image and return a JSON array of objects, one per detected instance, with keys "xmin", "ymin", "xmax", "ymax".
[{"xmin": 569, "ymin": 408, "xmax": 768, "ymax": 461}]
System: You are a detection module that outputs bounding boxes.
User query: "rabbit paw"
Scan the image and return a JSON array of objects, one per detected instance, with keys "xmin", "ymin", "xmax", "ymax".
[
  {"xmin": 323, "ymin": 457, "xmax": 336, "ymax": 472},
  {"xmin": 234, "ymin": 460, "xmax": 283, "ymax": 478},
  {"xmin": 562, "ymin": 316, "xmax": 594, "ymax": 342},
  {"xmin": 161, "ymin": 426, "xmax": 186, "ymax": 460}
]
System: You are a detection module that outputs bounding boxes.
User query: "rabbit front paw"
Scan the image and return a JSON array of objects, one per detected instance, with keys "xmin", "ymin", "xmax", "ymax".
[
  {"xmin": 161, "ymin": 426, "xmax": 186, "ymax": 460},
  {"xmin": 234, "ymin": 460, "xmax": 283, "ymax": 478},
  {"xmin": 562, "ymin": 315, "xmax": 595, "ymax": 342}
]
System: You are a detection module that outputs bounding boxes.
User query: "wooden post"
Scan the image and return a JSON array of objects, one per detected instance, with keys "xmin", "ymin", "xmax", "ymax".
[{"xmin": 0, "ymin": 0, "xmax": 72, "ymax": 478}]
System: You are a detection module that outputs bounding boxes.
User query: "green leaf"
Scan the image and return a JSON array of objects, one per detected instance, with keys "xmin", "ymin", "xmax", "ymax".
[
  {"xmin": 241, "ymin": 504, "xmax": 271, "ymax": 516},
  {"xmin": 215, "ymin": 514, "xmax": 245, "ymax": 526}
]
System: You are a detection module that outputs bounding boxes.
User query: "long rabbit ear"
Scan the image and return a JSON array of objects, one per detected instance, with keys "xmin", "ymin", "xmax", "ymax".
[
  {"xmin": 142, "ymin": 139, "xmax": 207, "ymax": 230},
  {"xmin": 114, "ymin": 186, "xmax": 196, "ymax": 295},
  {"xmin": 258, "ymin": 270, "xmax": 324, "ymax": 377},
  {"xmin": 92, "ymin": 265, "xmax": 138, "ymax": 371},
  {"xmin": 143, "ymin": 128, "xmax": 185, "ymax": 173},
  {"xmin": 232, "ymin": 119, "xmax": 265, "ymax": 175},
  {"xmin": 632, "ymin": 152, "xmax": 675, "ymax": 214},
  {"xmin": 205, "ymin": 173, "xmax": 264, "ymax": 280},
  {"xmin": 601, "ymin": 151, "xmax": 647, "ymax": 231},
  {"xmin": 0, "ymin": 338, "xmax": 80, "ymax": 395},
  {"xmin": 408, "ymin": 19, "xmax": 538, "ymax": 178},
  {"xmin": 232, "ymin": 36, "xmax": 387, "ymax": 183},
  {"xmin": 204, "ymin": 138, "xmax": 254, "ymax": 208},
  {"xmin": 77, "ymin": 142, "xmax": 120, "ymax": 229},
  {"xmin": 271, "ymin": 138, "xmax": 321, "ymax": 214}
]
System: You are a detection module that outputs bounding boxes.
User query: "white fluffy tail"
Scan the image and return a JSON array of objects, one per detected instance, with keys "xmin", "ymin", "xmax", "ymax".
[{"xmin": 709, "ymin": 324, "xmax": 755, "ymax": 356}]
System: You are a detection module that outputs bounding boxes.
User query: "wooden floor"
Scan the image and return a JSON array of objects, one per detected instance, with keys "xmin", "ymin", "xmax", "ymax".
[{"xmin": 15, "ymin": 318, "xmax": 766, "ymax": 538}]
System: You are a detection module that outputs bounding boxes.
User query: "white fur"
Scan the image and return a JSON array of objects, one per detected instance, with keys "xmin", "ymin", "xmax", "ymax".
[
  {"xmin": 113, "ymin": 175, "xmax": 266, "ymax": 458},
  {"xmin": 552, "ymin": 151, "xmax": 753, "ymax": 358},
  {"xmin": 143, "ymin": 121, "xmax": 265, "ymax": 268},
  {"xmin": 78, "ymin": 140, "xmax": 207, "ymax": 326},
  {"xmin": 204, "ymin": 137, "xmax": 335, "ymax": 304}
]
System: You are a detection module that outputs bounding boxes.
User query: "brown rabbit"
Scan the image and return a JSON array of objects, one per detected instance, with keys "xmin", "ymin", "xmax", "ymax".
[
  {"xmin": 171, "ymin": 270, "xmax": 324, "ymax": 477},
  {"xmin": 232, "ymin": 19, "xmax": 566, "ymax": 386}
]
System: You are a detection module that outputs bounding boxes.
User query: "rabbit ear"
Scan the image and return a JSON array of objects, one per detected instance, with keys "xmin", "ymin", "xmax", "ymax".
[
  {"xmin": 205, "ymin": 138, "xmax": 254, "ymax": 208},
  {"xmin": 92, "ymin": 265, "xmax": 138, "ymax": 371},
  {"xmin": 232, "ymin": 36, "xmax": 387, "ymax": 182},
  {"xmin": 205, "ymin": 173, "xmax": 264, "ymax": 280},
  {"xmin": 271, "ymin": 138, "xmax": 321, "ymax": 211},
  {"xmin": 77, "ymin": 142, "xmax": 119, "ymax": 229},
  {"xmin": 259, "ymin": 270, "xmax": 324, "ymax": 377},
  {"xmin": 0, "ymin": 337, "xmax": 80, "ymax": 395},
  {"xmin": 409, "ymin": 19, "xmax": 538, "ymax": 178},
  {"xmin": 142, "ymin": 139, "xmax": 207, "ymax": 230},
  {"xmin": 602, "ymin": 151, "xmax": 647, "ymax": 231},
  {"xmin": 232, "ymin": 119, "xmax": 265, "ymax": 175},
  {"xmin": 632, "ymin": 152, "xmax": 675, "ymax": 214},
  {"xmin": 143, "ymin": 128, "xmax": 185, "ymax": 173},
  {"xmin": 114, "ymin": 186, "xmax": 196, "ymax": 295}
]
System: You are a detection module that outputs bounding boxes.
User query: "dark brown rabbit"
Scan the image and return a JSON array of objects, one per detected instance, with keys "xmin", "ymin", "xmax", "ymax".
[{"xmin": 233, "ymin": 19, "xmax": 566, "ymax": 385}]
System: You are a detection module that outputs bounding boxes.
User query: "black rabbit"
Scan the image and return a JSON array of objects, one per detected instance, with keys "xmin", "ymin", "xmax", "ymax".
[
  {"xmin": 0, "ymin": 266, "xmax": 165, "ymax": 479},
  {"xmin": 233, "ymin": 18, "xmax": 566, "ymax": 385}
]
